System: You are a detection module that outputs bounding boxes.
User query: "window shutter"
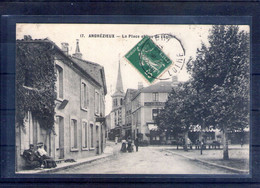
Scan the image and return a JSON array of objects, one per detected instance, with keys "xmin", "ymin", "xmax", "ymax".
[
  {"xmin": 86, "ymin": 123, "xmax": 88, "ymax": 148},
  {"xmin": 81, "ymin": 83, "xmax": 83, "ymax": 108},
  {"xmin": 86, "ymin": 86, "xmax": 89, "ymax": 107},
  {"xmin": 82, "ymin": 122, "xmax": 85, "ymax": 148},
  {"xmin": 70, "ymin": 119, "xmax": 74, "ymax": 149},
  {"xmin": 74, "ymin": 120, "xmax": 77, "ymax": 148}
]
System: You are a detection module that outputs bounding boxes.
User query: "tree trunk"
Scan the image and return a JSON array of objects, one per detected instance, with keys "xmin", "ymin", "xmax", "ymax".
[
  {"xmin": 184, "ymin": 131, "xmax": 188, "ymax": 151},
  {"xmin": 199, "ymin": 121, "xmax": 205, "ymax": 155},
  {"xmin": 223, "ymin": 126, "xmax": 229, "ymax": 160}
]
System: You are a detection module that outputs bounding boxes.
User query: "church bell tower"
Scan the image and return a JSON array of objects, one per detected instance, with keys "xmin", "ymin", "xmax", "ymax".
[{"xmin": 111, "ymin": 59, "xmax": 125, "ymax": 129}]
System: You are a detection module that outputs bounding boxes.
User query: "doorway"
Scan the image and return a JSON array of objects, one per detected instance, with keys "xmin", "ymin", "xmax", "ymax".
[
  {"xmin": 55, "ymin": 116, "xmax": 64, "ymax": 159},
  {"xmin": 96, "ymin": 125, "xmax": 99, "ymax": 154}
]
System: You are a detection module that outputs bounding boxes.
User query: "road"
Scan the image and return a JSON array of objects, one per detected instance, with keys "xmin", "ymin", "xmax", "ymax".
[{"xmin": 55, "ymin": 145, "xmax": 235, "ymax": 174}]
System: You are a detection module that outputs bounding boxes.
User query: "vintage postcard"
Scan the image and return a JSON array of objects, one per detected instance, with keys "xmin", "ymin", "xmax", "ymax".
[{"xmin": 15, "ymin": 23, "xmax": 250, "ymax": 175}]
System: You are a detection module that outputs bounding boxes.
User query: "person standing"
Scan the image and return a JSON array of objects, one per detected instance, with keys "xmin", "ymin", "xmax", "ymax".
[
  {"xmin": 115, "ymin": 136, "xmax": 118, "ymax": 145},
  {"xmin": 127, "ymin": 137, "xmax": 133, "ymax": 152},
  {"xmin": 134, "ymin": 138, "xmax": 139, "ymax": 152},
  {"xmin": 121, "ymin": 139, "xmax": 127, "ymax": 152}
]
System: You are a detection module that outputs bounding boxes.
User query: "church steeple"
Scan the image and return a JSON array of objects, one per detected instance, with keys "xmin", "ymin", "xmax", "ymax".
[
  {"xmin": 112, "ymin": 59, "xmax": 124, "ymax": 97},
  {"xmin": 72, "ymin": 39, "xmax": 82, "ymax": 59},
  {"xmin": 116, "ymin": 61, "xmax": 124, "ymax": 94},
  {"xmin": 112, "ymin": 58, "xmax": 124, "ymax": 110}
]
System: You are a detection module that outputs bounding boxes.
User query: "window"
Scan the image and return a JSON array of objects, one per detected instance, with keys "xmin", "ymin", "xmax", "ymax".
[
  {"xmin": 113, "ymin": 98, "xmax": 117, "ymax": 107},
  {"xmin": 137, "ymin": 111, "xmax": 140, "ymax": 125},
  {"xmin": 54, "ymin": 116, "xmax": 64, "ymax": 158},
  {"xmin": 24, "ymin": 70, "xmax": 33, "ymax": 87},
  {"xmin": 70, "ymin": 119, "xmax": 78, "ymax": 149},
  {"xmin": 152, "ymin": 136, "xmax": 160, "ymax": 141},
  {"xmin": 81, "ymin": 81, "xmax": 88, "ymax": 110},
  {"xmin": 56, "ymin": 65, "xmax": 63, "ymax": 99},
  {"xmin": 115, "ymin": 111, "xmax": 118, "ymax": 125},
  {"xmin": 100, "ymin": 97, "xmax": 104, "ymax": 116},
  {"xmin": 120, "ymin": 98, "xmax": 123, "ymax": 105},
  {"xmin": 152, "ymin": 92, "xmax": 159, "ymax": 101},
  {"xmin": 90, "ymin": 124, "xmax": 94, "ymax": 148},
  {"xmin": 152, "ymin": 109, "xmax": 159, "ymax": 120},
  {"xmin": 95, "ymin": 91, "xmax": 100, "ymax": 115},
  {"xmin": 82, "ymin": 121, "xmax": 88, "ymax": 149}
]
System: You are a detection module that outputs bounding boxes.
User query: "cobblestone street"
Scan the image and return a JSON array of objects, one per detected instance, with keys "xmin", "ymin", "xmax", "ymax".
[{"xmin": 54, "ymin": 145, "xmax": 237, "ymax": 174}]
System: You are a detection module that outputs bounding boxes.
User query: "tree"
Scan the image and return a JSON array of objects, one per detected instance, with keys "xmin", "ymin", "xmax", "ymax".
[
  {"xmin": 157, "ymin": 25, "xmax": 249, "ymax": 159},
  {"xmin": 156, "ymin": 82, "xmax": 199, "ymax": 149},
  {"xmin": 188, "ymin": 25, "xmax": 250, "ymax": 159}
]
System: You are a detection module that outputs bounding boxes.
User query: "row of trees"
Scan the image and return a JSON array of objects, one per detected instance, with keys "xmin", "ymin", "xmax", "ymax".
[{"xmin": 156, "ymin": 25, "xmax": 250, "ymax": 160}]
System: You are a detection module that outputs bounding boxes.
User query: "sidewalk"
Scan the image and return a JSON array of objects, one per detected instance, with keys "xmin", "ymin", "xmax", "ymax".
[
  {"xmin": 17, "ymin": 141, "xmax": 120, "ymax": 174},
  {"xmin": 164, "ymin": 144, "xmax": 249, "ymax": 174}
]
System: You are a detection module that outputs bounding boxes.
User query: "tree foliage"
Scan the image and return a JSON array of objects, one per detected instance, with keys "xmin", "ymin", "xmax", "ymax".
[
  {"xmin": 156, "ymin": 82, "xmax": 199, "ymax": 135},
  {"xmin": 16, "ymin": 41, "xmax": 57, "ymax": 130},
  {"xmin": 188, "ymin": 25, "xmax": 250, "ymax": 132},
  {"xmin": 157, "ymin": 25, "xmax": 250, "ymax": 158}
]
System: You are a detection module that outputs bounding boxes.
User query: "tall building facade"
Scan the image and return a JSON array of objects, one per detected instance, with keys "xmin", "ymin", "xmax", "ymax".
[
  {"xmin": 16, "ymin": 37, "xmax": 107, "ymax": 171},
  {"xmin": 123, "ymin": 89, "xmax": 137, "ymax": 139},
  {"xmin": 131, "ymin": 80, "xmax": 178, "ymax": 144}
]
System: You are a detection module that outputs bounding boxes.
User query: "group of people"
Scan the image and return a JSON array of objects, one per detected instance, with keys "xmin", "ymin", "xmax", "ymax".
[
  {"xmin": 23, "ymin": 142, "xmax": 57, "ymax": 169},
  {"xmin": 120, "ymin": 137, "xmax": 139, "ymax": 153}
]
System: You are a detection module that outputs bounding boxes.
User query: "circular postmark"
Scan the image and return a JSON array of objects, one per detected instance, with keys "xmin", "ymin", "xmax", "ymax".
[{"xmin": 138, "ymin": 34, "xmax": 186, "ymax": 82}]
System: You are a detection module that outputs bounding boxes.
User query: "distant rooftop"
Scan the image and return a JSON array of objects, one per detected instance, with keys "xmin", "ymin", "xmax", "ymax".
[
  {"xmin": 132, "ymin": 81, "xmax": 177, "ymax": 100},
  {"xmin": 125, "ymin": 88, "xmax": 138, "ymax": 100}
]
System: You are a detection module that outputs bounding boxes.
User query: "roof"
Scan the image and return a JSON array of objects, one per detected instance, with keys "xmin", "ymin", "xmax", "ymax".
[
  {"xmin": 132, "ymin": 81, "xmax": 175, "ymax": 100},
  {"xmin": 125, "ymin": 89, "xmax": 137, "ymax": 99},
  {"xmin": 17, "ymin": 37, "xmax": 107, "ymax": 95},
  {"xmin": 126, "ymin": 88, "xmax": 138, "ymax": 94},
  {"xmin": 71, "ymin": 56, "xmax": 107, "ymax": 93}
]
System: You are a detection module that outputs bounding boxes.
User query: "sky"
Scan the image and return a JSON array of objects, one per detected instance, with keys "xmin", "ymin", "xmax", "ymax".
[{"xmin": 16, "ymin": 24, "xmax": 249, "ymax": 115}]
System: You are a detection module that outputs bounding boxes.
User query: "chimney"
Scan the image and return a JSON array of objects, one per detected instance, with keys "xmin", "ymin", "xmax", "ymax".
[
  {"xmin": 171, "ymin": 76, "xmax": 178, "ymax": 86},
  {"xmin": 138, "ymin": 82, "xmax": 143, "ymax": 89},
  {"xmin": 61, "ymin": 42, "xmax": 69, "ymax": 55},
  {"xmin": 24, "ymin": 35, "xmax": 32, "ymax": 40}
]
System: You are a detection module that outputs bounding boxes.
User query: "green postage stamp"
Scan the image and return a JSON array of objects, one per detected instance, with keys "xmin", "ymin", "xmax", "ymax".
[{"xmin": 125, "ymin": 36, "xmax": 173, "ymax": 83}]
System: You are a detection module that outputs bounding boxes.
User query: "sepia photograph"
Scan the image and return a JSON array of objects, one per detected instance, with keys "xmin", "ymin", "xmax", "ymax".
[{"xmin": 15, "ymin": 23, "xmax": 250, "ymax": 175}]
